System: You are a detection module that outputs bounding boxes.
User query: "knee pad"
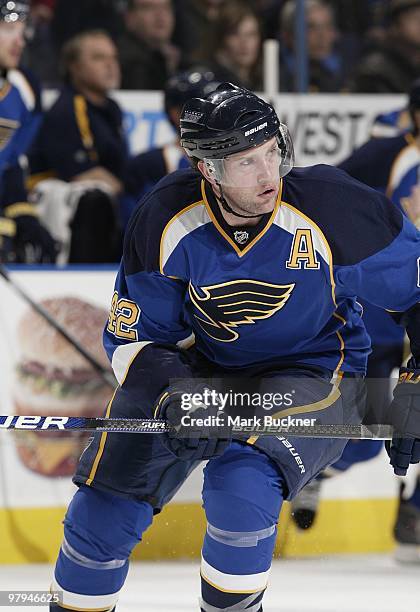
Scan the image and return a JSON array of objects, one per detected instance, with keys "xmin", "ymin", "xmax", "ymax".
[
  {"xmin": 53, "ymin": 485, "xmax": 153, "ymax": 610},
  {"xmin": 203, "ymin": 442, "xmax": 284, "ymax": 530},
  {"xmin": 201, "ymin": 443, "xmax": 284, "ymax": 595}
]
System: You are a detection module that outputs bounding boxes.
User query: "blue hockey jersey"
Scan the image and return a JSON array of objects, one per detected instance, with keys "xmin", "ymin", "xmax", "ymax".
[
  {"xmin": 104, "ymin": 165, "xmax": 420, "ymax": 388},
  {"xmin": 0, "ymin": 69, "xmax": 42, "ymax": 209},
  {"xmin": 339, "ymin": 133, "xmax": 420, "ymax": 215},
  {"xmin": 370, "ymin": 108, "xmax": 411, "ymax": 139}
]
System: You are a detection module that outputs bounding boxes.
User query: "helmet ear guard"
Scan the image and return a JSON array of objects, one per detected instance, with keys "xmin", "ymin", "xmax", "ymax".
[{"xmin": 204, "ymin": 159, "xmax": 217, "ymax": 175}]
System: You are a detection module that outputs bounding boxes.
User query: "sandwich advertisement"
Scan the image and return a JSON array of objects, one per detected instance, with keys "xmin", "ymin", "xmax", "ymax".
[{"xmin": 0, "ymin": 268, "xmax": 116, "ymax": 509}]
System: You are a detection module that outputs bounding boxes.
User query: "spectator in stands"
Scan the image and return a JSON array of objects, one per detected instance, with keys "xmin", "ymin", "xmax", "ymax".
[
  {"xmin": 118, "ymin": 0, "xmax": 180, "ymax": 90},
  {"xmin": 279, "ymin": 0, "xmax": 354, "ymax": 92},
  {"xmin": 197, "ymin": 1, "xmax": 263, "ymax": 91},
  {"xmin": 349, "ymin": 0, "xmax": 420, "ymax": 92},
  {"xmin": 28, "ymin": 30, "xmax": 126, "ymax": 263},
  {"xmin": 126, "ymin": 67, "xmax": 219, "ymax": 200}
]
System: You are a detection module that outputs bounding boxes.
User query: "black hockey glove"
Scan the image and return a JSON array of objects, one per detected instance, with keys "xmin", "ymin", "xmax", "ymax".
[
  {"xmin": 14, "ymin": 213, "xmax": 58, "ymax": 263},
  {"xmin": 155, "ymin": 381, "xmax": 231, "ymax": 461},
  {"xmin": 386, "ymin": 358, "xmax": 420, "ymax": 476},
  {"xmin": 5, "ymin": 204, "xmax": 58, "ymax": 263}
]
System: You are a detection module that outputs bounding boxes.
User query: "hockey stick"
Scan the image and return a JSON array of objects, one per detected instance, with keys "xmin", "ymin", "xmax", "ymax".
[
  {"xmin": 0, "ymin": 414, "xmax": 395, "ymax": 439},
  {"xmin": 0, "ymin": 264, "xmax": 115, "ymax": 388}
]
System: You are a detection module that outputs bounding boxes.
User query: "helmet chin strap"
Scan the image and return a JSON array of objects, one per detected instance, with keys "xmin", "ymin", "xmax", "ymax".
[{"xmin": 216, "ymin": 182, "xmax": 268, "ymax": 220}]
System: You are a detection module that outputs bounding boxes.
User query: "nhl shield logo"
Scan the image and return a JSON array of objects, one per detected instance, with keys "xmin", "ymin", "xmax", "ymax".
[{"xmin": 234, "ymin": 230, "xmax": 249, "ymax": 245}]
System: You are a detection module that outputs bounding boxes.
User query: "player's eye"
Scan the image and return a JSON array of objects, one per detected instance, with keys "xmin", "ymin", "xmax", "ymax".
[{"xmin": 267, "ymin": 146, "xmax": 279, "ymax": 157}]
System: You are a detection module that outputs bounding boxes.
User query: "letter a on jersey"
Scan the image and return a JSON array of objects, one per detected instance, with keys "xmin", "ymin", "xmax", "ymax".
[{"xmin": 286, "ymin": 229, "xmax": 320, "ymax": 270}]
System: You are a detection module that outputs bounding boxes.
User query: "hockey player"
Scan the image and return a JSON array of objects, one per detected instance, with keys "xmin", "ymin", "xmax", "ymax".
[
  {"xmin": 50, "ymin": 84, "xmax": 420, "ymax": 611},
  {"xmin": 0, "ymin": 0, "xmax": 56, "ymax": 263}
]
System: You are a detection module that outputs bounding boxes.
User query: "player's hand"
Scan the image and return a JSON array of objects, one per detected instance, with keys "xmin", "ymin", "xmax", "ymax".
[
  {"xmin": 14, "ymin": 213, "xmax": 58, "ymax": 263},
  {"xmin": 155, "ymin": 381, "xmax": 231, "ymax": 461},
  {"xmin": 387, "ymin": 358, "xmax": 420, "ymax": 475}
]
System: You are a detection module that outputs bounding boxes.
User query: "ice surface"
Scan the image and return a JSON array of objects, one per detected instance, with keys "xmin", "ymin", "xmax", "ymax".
[{"xmin": 0, "ymin": 555, "xmax": 418, "ymax": 611}]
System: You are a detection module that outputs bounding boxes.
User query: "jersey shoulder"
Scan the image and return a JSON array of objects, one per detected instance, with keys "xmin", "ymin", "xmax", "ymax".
[
  {"xmin": 7, "ymin": 68, "xmax": 41, "ymax": 114},
  {"xmin": 371, "ymin": 108, "xmax": 411, "ymax": 137},
  {"xmin": 338, "ymin": 134, "xmax": 408, "ymax": 189},
  {"xmin": 348, "ymin": 133, "xmax": 407, "ymax": 157},
  {"xmin": 124, "ymin": 168, "xmax": 203, "ymax": 274},
  {"xmin": 283, "ymin": 164, "xmax": 403, "ymax": 266}
]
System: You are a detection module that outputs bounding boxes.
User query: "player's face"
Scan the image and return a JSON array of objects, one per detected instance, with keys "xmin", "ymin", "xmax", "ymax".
[
  {"xmin": 74, "ymin": 36, "xmax": 121, "ymax": 94},
  {"xmin": 220, "ymin": 137, "xmax": 281, "ymax": 215},
  {"xmin": 0, "ymin": 21, "xmax": 26, "ymax": 70}
]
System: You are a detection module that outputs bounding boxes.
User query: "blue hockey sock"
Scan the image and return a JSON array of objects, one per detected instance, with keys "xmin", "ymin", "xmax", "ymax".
[
  {"xmin": 52, "ymin": 485, "xmax": 153, "ymax": 610},
  {"xmin": 200, "ymin": 442, "xmax": 284, "ymax": 611}
]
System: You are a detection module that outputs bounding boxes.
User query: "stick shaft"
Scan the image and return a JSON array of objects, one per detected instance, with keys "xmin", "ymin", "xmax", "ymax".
[
  {"xmin": 0, "ymin": 264, "xmax": 115, "ymax": 388},
  {"xmin": 0, "ymin": 415, "xmax": 394, "ymax": 439}
]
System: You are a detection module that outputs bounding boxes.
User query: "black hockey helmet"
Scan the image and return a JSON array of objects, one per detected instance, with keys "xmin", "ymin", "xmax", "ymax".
[
  {"xmin": 164, "ymin": 68, "xmax": 220, "ymax": 118},
  {"xmin": 180, "ymin": 82, "xmax": 294, "ymax": 178},
  {"xmin": 0, "ymin": 0, "xmax": 30, "ymax": 22}
]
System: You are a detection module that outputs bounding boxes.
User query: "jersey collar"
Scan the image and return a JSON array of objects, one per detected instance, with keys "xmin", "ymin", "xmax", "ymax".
[{"xmin": 201, "ymin": 178, "xmax": 283, "ymax": 258}]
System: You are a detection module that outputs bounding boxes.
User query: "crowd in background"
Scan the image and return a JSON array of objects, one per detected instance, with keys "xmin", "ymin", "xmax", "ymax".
[
  {"xmin": 2, "ymin": 0, "xmax": 420, "ymax": 267},
  {"xmin": 23, "ymin": 0, "xmax": 420, "ymax": 94}
]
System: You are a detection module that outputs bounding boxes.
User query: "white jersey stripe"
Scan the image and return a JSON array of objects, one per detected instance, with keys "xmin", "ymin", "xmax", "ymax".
[{"xmin": 201, "ymin": 557, "xmax": 270, "ymax": 593}]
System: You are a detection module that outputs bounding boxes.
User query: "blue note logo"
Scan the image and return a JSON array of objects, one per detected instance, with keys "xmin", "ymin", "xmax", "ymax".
[{"xmin": 189, "ymin": 279, "xmax": 295, "ymax": 342}]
